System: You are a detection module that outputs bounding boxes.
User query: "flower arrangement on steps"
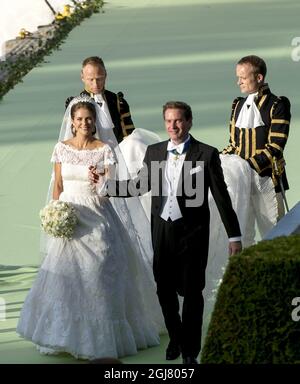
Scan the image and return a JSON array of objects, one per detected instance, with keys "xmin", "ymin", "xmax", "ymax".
[{"xmin": 0, "ymin": 0, "xmax": 104, "ymax": 100}]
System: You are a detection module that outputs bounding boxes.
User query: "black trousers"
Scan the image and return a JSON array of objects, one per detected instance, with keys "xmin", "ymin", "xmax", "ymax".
[{"xmin": 152, "ymin": 217, "xmax": 208, "ymax": 358}]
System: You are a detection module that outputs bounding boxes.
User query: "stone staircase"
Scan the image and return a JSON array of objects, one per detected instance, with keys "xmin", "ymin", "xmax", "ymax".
[{"xmin": 0, "ymin": 24, "xmax": 56, "ymax": 83}]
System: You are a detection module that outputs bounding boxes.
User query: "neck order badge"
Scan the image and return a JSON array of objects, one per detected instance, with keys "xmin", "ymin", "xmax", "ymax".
[{"xmin": 170, "ymin": 140, "xmax": 190, "ymax": 160}]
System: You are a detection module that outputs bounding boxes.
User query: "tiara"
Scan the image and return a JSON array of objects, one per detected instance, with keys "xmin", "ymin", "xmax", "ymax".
[{"xmin": 70, "ymin": 95, "xmax": 95, "ymax": 106}]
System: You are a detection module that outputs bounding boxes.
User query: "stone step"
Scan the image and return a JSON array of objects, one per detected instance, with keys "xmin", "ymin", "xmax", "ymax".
[
  {"xmin": 263, "ymin": 201, "xmax": 300, "ymax": 239},
  {"xmin": 0, "ymin": 24, "xmax": 56, "ymax": 83}
]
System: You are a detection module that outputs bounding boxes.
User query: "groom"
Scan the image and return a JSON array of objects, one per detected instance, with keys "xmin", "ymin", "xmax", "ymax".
[{"xmin": 91, "ymin": 101, "xmax": 242, "ymax": 364}]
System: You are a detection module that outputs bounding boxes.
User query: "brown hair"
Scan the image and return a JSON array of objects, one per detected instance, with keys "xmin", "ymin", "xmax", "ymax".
[
  {"xmin": 82, "ymin": 56, "xmax": 106, "ymax": 72},
  {"xmin": 237, "ymin": 55, "xmax": 267, "ymax": 78},
  {"xmin": 163, "ymin": 101, "xmax": 193, "ymax": 121},
  {"xmin": 70, "ymin": 101, "xmax": 97, "ymax": 136}
]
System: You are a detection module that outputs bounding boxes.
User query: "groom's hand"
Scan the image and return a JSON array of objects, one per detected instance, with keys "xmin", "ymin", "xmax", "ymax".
[
  {"xmin": 229, "ymin": 241, "xmax": 242, "ymax": 256},
  {"xmin": 89, "ymin": 166, "xmax": 100, "ymax": 184}
]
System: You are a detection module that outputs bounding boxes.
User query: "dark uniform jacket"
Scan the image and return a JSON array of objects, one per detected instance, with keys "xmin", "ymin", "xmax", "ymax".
[
  {"xmin": 65, "ymin": 89, "xmax": 135, "ymax": 143},
  {"xmin": 222, "ymin": 84, "xmax": 291, "ymax": 192}
]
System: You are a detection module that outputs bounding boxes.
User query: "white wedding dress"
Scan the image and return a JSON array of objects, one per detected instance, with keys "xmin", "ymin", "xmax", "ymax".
[{"xmin": 17, "ymin": 142, "xmax": 162, "ymax": 360}]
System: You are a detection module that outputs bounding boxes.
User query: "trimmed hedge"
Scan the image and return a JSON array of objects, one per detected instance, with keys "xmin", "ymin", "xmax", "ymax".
[
  {"xmin": 0, "ymin": 0, "xmax": 104, "ymax": 100},
  {"xmin": 201, "ymin": 235, "xmax": 300, "ymax": 363}
]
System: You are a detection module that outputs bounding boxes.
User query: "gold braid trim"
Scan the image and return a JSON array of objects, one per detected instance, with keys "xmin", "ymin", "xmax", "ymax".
[
  {"xmin": 121, "ymin": 112, "xmax": 131, "ymax": 118},
  {"xmin": 251, "ymin": 128, "xmax": 256, "ymax": 157},
  {"xmin": 248, "ymin": 157, "xmax": 261, "ymax": 174},
  {"xmin": 262, "ymin": 149, "xmax": 273, "ymax": 165},
  {"xmin": 124, "ymin": 124, "xmax": 134, "ymax": 130},
  {"xmin": 258, "ymin": 95, "xmax": 267, "ymax": 110},
  {"xmin": 237, "ymin": 129, "xmax": 243, "ymax": 156},
  {"xmin": 230, "ymin": 99, "xmax": 241, "ymax": 148},
  {"xmin": 269, "ymin": 132, "xmax": 288, "ymax": 139},
  {"xmin": 269, "ymin": 143, "xmax": 284, "ymax": 153},
  {"xmin": 223, "ymin": 145, "xmax": 233, "ymax": 154},
  {"xmin": 117, "ymin": 94, "xmax": 127, "ymax": 137},
  {"xmin": 271, "ymin": 119, "xmax": 290, "ymax": 124},
  {"xmin": 245, "ymin": 128, "xmax": 249, "ymax": 159}
]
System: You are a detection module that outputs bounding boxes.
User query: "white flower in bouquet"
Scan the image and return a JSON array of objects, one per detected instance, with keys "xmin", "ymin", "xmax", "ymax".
[{"xmin": 40, "ymin": 200, "xmax": 78, "ymax": 240}]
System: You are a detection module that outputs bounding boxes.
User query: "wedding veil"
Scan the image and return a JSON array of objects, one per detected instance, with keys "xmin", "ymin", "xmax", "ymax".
[
  {"xmin": 40, "ymin": 96, "xmax": 164, "ymax": 326},
  {"xmin": 39, "ymin": 95, "xmax": 165, "ymax": 334},
  {"xmin": 42, "ymin": 95, "xmax": 153, "ymax": 264}
]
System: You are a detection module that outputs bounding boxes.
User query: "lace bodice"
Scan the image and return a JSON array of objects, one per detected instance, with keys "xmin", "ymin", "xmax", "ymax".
[
  {"xmin": 51, "ymin": 141, "xmax": 116, "ymax": 168},
  {"xmin": 18, "ymin": 139, "xmax": 161, "ymax": 360},
  {"xmin": 51, "ymin": 142, "xmax": 116, "ymax": 197}
]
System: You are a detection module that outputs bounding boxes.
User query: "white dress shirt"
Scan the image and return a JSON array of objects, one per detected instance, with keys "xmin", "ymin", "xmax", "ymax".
[
  {"xmin": 93, "ymin": 93, "xmax": 115, "ymax": 130},
  {"xmin": 160, "ymin": 136, "xmax": 191, "ymax": 222},
  {"xmin": 160, "ymin": 136, "xmax": 242, "ymax": 243}
]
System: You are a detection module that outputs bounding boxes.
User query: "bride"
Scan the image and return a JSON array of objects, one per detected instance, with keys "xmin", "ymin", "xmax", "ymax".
[{"xmin": 16, "ymin": 96, "xmax": 163, "ymax": 360}]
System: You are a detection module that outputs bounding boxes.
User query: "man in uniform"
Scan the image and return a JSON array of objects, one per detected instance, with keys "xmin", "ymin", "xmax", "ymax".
[
  {"xmin": 66, "ymin": 56, "xmax": 135, "ymax": 143},
  {"xmin": 223, "ymin": 55, "xmax": 291, "ymax": 244}
]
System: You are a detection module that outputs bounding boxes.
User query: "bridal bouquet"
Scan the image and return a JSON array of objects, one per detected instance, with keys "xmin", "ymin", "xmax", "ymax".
[{"xmin": 40, "ymin": 200, "xmax": 78, "ymax": 240}]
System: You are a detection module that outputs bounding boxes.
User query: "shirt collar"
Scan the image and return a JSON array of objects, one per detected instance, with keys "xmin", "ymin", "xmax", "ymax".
[
  {"xmin": 246, "ymin": 91, "xmax": 258, "ymax": 105},
  {"xmin": 167, "ymin": 134, "xmax": 191, "ymax": 154},
  {"xmin": 84, "ymin": 89, "xmax": 105, "ymax": 101}
]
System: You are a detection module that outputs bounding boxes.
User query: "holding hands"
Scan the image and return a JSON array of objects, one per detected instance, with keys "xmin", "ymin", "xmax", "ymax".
[{"xmin": 89, "ymin": 165, "xmax": 101, "ymax": 184}]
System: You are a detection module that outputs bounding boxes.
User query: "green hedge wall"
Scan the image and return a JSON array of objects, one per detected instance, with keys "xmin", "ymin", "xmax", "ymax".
[{"xmin": 201, "ymin": 235, "xmax": 300, "ymax": 363}]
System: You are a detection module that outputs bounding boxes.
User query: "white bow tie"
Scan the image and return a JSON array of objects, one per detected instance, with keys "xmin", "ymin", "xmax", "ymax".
[
  {"xmin": 167, "ymin": 139, "xmax": 190, "ymax": 155},
  {"xmin": 168, "ymin": 142, "xmax": 184, "ymax": 154}
]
